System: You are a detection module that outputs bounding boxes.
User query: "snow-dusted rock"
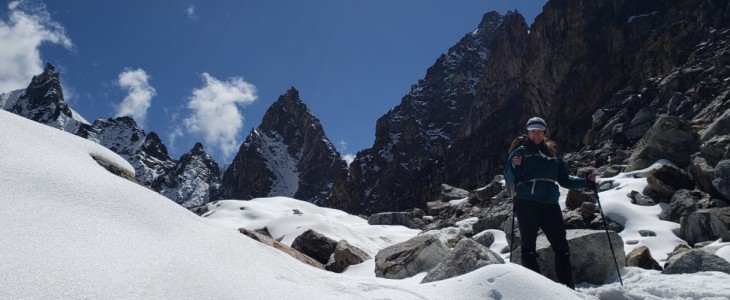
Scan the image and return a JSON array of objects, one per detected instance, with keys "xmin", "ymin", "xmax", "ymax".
[
  {"xmin": 514, "ymin": 229, "xmax": 625, "ymax": 285},
  {"xmin": 422, "ymin": 238, "xmax": 504, "ymax": 283},
  {"xmin": 374, "ymin": 234, "xmax": 449, "ymax": 279},
  {"xmin": 662, "ymin": 249, "xmax": 730, "ymax": 275}
]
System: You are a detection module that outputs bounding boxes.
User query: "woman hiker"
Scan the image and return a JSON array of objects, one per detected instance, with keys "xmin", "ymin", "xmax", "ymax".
[{"xmin": 504, "ymin": 117, "xmax": 596, "ymax": 289}]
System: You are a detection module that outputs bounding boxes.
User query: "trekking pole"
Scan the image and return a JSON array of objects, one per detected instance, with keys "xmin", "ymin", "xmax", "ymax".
[
  {"xmin": 590, "ymin": 179, "xmax": 624, "ymax": 287},
  {"xmin": 509, "ymin": 160, "xmax": 521, "ymax": 263},
  {"xmin": 509, "ymin": 185, "xmax": 516, "ymax": 263}
]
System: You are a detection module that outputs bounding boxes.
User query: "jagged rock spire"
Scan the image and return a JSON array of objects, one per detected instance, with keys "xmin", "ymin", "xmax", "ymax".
[{"xmin": 222, "ymin": 88, "xmax": 347, "ymax": 204}]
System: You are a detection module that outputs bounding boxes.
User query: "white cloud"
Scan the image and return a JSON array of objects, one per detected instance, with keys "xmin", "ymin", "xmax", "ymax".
[
  {"xmin": 115, "ymin": 68, "xmax": 156, "ymax": 126},
  {"xmin": 342, "ymin": 153, "xmax": 355, "ymax": 166},
  {"xmin": 0, "ymin": 0, "xmax": 73, "ymax": 92},
  {"xmin": 184, "ymin": 73, "xmax": 257, "ymax": 158},
  {"xmin": 186, "ymin": 5, "xmax": 197, "ymax": 20}
]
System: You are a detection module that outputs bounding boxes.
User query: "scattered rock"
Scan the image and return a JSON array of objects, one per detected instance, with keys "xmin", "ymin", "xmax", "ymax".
[{"xmin": 421, "ymin": 239, "xmax": 504, "ymax": 283}]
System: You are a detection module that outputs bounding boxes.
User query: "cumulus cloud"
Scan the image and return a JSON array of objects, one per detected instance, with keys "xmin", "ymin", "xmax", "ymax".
[
  {"xmin": 342, "ymin": 153, "xmax": 355, "ymax": 166},
  {"xmin": 0, "ymin": 0, "xmax": 73, "ymax": 92},
  {"xmin": 115, "ymin": 68, "xmax": 156, "ymax": 125},
  {"xmin": 186, "ymin": 5, "xmax": 197, "ymax": 20},
  {"xmin": 184, "ymin": 73, "xmax": 257, "ymax": 158}
]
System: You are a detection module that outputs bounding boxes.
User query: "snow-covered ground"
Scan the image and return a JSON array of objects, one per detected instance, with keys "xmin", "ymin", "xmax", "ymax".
[{"xmin": 1, "ymin": 109, "xmax": 730, "ymax": 299}]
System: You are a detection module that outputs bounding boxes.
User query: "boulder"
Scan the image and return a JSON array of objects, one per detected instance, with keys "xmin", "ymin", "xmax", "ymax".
[
  {"xmin": 626, "ymin": 115, "xmax": 700, "ymax": 171},
  {"xmin": 700, "ymin": 135, "xmax": 730, "ymax": 164},
  {"xmin": 374, "ymin": 234, "xmax": 449, "ymax": 279},
  {"xmin": 679, "ymin": 207, "xmax": 730, "ymax": 245},
  {"xmin": 426, "ymin": 200, "xmax": 451, "ymax": 216},
  {"xmin": 472, "ymin": 231, "xmax": 496, "ymax": 249},
  {"xmin": 646, "ymin": 164, "xmax": 695, "ymax": 200},
  {"xmin": 421, "ymin": 239, "xmax": 504, "ymax": 283},
  {"xmin": 691, "ymin": 155, "xmax": 720, "ymax": 198},
  {"xmin": 659, "ymin": 189, "xmax": 712, "ymax": 223},
  {"xmin": 565, "ymin": 190, "xmax": 592, "ymax": 210},
  {"xmin": 291, "ymin": 229, "xmax": 338, "ymax": 265},
  {"xmin": 468, "ymin": 177, "xmax": 504, "ymax": 205},
  {"xmin": 580, "ymin": 202, "xmax": 597, "ymax": 219},
  {"xmin": 513, "ymin": 229, "xmax": 625, "ymax": 285},
  {"xmin": 713, "ymin": 159, "xmax": 730, "ymax": 200},
  {"xmin": 625, "ymin": 246, "xmax": 662, "ymax": 271},
  {"xmin": 700, "ymin": 109, "xmax": 730, "ymax": 142},
  {"xmin": 628, "ymin": 190, "xmax": 656, "ymax": 206},
  {"xmin": 325, "ymin": 240, "xmax": 371, "ymax": 273},
  {"xmin": 440, "ymin": 183, "xmax": 469, "ymax": 202},
  {"xmin": 368, "ymin": 209, "xmax": 426, "ymax": 229},
  {"xmin": 662, "ymin": 249, "xmax": 730, "ymax": 275},
  {"xmin": 239, "ymin": 228, "xmax": 325, "ymax": 270},
  {"xmin": 664, "ymin": 244, "xmax": 692, "ymax": 269}
]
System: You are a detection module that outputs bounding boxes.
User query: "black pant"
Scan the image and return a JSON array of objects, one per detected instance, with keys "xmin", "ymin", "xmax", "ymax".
[{"xmin": 515, "ymin": 198, "xmax": 575, "ymax": 289}]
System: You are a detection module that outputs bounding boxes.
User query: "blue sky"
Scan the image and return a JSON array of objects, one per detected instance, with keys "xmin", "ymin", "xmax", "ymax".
[{"xmin": 0, "ymin": 0, "xmax": 543, "ymax": 164}]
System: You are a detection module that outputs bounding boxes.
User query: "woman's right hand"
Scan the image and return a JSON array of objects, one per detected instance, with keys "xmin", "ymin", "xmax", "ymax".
[{"xmin": 512, "ymin": 154, "xmax": 522, "ymax": 166}]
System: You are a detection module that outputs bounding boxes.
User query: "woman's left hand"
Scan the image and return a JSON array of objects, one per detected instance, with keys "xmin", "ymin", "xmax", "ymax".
[{"xmin": 587, "ymin": 173, "xmax": 596, "ymax": 182}]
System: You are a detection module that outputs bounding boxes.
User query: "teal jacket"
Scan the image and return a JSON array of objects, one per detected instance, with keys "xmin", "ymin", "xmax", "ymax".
[{"xmin": 504, "ymin": 141, "xmax": 587, "ymax": 204}]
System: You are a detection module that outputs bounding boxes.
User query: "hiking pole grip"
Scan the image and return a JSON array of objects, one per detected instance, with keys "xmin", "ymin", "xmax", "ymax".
[{"xmin": 591, "ymin": 179, "xmax": 624, "ymax": 287}]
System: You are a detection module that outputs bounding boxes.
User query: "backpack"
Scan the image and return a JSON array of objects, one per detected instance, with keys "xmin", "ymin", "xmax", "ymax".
[
  {"xmin": 504, "ymin": 135, "xmax": 528, "ymax": 185},
  {"xmin": 508, "ymin": 135, "xmax": 528, "ymax": 153}
]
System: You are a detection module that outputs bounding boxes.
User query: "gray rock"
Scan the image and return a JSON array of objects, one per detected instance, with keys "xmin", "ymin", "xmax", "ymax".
[
  {"xmin": 368, "ymin": 209, "xmax": 426, "ymax": 230},
  {"xmin": 513, "ymin": 229, "xmax": 625, "ymax": 285},
  {"xmin": 629, "ymin": 190, "xmax": 656, "ymax": 206},
  {"xmin": 440, "ymin": 183, "xmax": 469, "ymax": 202},
  {"xmin": 646, "ymin": 164, "xmax": 695, "ymax": 200},
  {"xmin": 627, "ymin": 115, "xmax": 700, "ymax": 171},
  {"xmin": 472, "ymin": 231, "xmax": 496, "ymax": 249},
  {"xmin": 713, "ymin": 160, "xmax": 730, "ymax": 200},
  {"xmin": 374, "ymin": 234, "xmax": 449, "ymax": 279},
  {"xmin": 469, "ymin": 177, "xmax": 504, "ymax": 205},
  {"xmin": 700, "ymin": 135, "xmax": 730, "ymax": 165},
  {"xmin": 566, "ymin": 190, "xmax": 593, "ymax": 210},
  {"xmin": 291, "ymin": 229, "xmax": 338, "ymax": 265},
  {"xmin": 325, "ymin": 240, "xmax": 371, "ymax": 273},
  {"xmin": 426, "ymin": 200, "xmax": 451, "ymax": 216},
  {"xmin": 625, "ymin": 246, "xmax": 662, "ymax": 271},
  {"xmin": 580, "ymin": 202, "xmax": 597, "ymax": 219},
  {"xmin": 660, "ymin": 189, "xmax": 713, "ymax": 223},
  {"xmin": 421, "ymin": 238, "xmax": 504, "ymax": 283},
  {"xmin": 680, "ymin": 207, "xmax": 730, "ymax": 246},
  {"xmin": 662, "ymin": 249, "xmax": 730, "ymax": 275},
  {"xmin": 700, "ymin": 109, "xmax": 730, "ymax": 142},
  {"xmin": 690, "ymin": 155, "xmax": 720, "ymax": 198}
]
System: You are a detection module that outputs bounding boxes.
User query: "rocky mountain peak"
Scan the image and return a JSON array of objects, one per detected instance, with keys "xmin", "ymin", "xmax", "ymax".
[
  {"xmin": 222, "ymin": 89, "xmax": 347, "ymax": 205},
  {"xmin": 190, "ymin": 142, "xmax": 205, "ymax": 155},
  {"xmin": 162, "ymin": 142, "xmax": 222, "ymax": 208},
  {"xmin": 9, "ymin": 63, "xmax": 84, "ymax": 133}
]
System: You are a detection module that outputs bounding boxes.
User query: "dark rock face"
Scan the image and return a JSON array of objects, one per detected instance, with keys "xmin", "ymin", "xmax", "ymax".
[
  {"xmin": 222, "ymin": 88, "xmax": 347, "ymax": 205},
  {"xmin": 327, "ymin": 0, "xmax": 730, "ymax": 215},
  {"xmin": 332, "ymin": 12, "xmax": 506, "ymax": 214}
]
